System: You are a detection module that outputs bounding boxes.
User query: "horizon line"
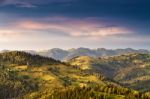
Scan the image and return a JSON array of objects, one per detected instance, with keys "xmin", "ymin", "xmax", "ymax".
[{"xmin": 0, "ymin": 47, "xmax": 150, "ymax": 52}]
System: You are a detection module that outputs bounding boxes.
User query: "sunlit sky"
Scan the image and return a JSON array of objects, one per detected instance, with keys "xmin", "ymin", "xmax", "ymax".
[{"xmin": 0, "ymin": 0, "xmax": 150, "ymax": 50}]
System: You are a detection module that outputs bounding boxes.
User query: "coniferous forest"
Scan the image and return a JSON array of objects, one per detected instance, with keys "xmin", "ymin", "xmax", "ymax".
[{"xmin": 0, "ymin": 51, "xmax": 149, "ymax": 99}]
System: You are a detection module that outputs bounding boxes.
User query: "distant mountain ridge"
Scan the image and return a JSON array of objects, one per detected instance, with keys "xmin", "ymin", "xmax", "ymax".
[
  {"xmin": 37, "ymin": 48, "xmax": 150, "ymax": 61},
  {"xmin": 1, "ymin": 48, "xmax": 150, "ymax": 61}
]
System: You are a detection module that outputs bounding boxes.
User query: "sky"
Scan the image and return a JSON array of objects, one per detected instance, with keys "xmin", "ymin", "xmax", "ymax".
[{"xmin": 0, "ymin": 0, "xmax": 150, "ymax": 50}]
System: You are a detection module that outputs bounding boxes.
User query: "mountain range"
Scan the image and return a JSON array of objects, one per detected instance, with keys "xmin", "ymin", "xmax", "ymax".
[
  {"xmin": 30, "ymin": 48, "xmax": 150, "ymax": 61},
  {"xmin": 1, "ymin": 48, "xmax": 149, "ymax": 61}
]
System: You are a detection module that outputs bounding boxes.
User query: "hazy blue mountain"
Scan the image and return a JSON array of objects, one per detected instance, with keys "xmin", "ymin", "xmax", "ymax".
[
  {"xmin": 38, "ymin": 48, "xmax": 68, "ymax": 60},
  {"xmin": 37, "ymin": 48, "xmax": 150, "ymax": 61}
]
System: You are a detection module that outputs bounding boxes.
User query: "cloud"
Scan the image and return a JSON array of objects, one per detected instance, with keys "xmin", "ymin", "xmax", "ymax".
[
  {"xmin": 0, "ymin": 0, "xmax": 75, "ymax": 8},
  {"xmin": 14, "ymin": 17, "xmax": 132, "ymax": 38},
  {"xmin": 0, "ymin": 0, "xmax": 37, "ymax": 8},
  {"xmin": 0, "ymin": 0, "xmax": 5, "ymax": 4},
  {"xmin": 0, "ymin": 29, "xmax": 24, "ymax": 42},
  {"xmin": 15, "ymin": 2, "xmax": 37, "ymax": 8},
  {"xmin": 0, "ymin": 30, "xmax": 22, "ymax": 38}
]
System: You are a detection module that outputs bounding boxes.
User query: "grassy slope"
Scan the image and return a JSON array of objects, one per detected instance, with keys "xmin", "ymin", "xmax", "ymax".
[
  {"xmin": 68, "ymin": 53, "xmax": 150, "ymax": 92},
  {"xmin": 0, "ymin": 51, "xmax": 118, "ymax": 98},
  {"xmin": 0, "ymin": 51, "xmax": 150, "ymax": 99}
]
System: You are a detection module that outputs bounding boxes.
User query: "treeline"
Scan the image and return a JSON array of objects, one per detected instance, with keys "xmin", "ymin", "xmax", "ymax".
[
  {"xmin": 48, "ymin": 85, "xmax": 149, "ymax": 99},
  {"xmin": 0, "ymin": 66, "xmax": 39, "ymax": 99},
  {"xmin": 25, "ymin": 85, "xmax": 150, "ymax": 99},
  {"xmin": 0, "ymin": 51, "xmax": 60, "ymax": 66}
]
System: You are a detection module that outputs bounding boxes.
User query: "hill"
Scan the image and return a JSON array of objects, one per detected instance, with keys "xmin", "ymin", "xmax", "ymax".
[
  {"xmin": 0, "ymin": 51, "xmax": 149, "ymax": 99},
  {"xmin": 68, "ymin": 53, "xmax": 150, "ymax": 93}
]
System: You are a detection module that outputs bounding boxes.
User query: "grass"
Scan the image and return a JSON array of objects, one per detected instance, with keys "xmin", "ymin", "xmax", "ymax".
[{"xmin": 69, "ymin": 56, "xmax": 94, "ymax": 70}]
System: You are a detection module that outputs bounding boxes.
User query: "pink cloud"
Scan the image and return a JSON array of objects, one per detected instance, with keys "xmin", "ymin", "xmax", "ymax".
[
  {"xmin": 0, "ymin": 30, "xmax": 21, "ymax": 37},
  {"xmin": 13, "ymin": 17, "xmax": 132, "ymax": 38},
  {"xmin": 0, "ymin": 29, "xmax": 24, "ymax": 42}
]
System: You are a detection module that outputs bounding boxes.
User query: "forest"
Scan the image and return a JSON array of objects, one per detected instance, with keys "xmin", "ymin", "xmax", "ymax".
[{"xmin": 0, "ymin": 51, "xmax": 149, "ymax": 99}]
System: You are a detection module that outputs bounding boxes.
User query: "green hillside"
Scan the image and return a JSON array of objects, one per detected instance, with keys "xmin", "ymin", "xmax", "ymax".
[
  {"xmin": 0, "ymin": 51, "xmax": 60, "ymax": 66},
  {"xmin": 0, "ymin": 51, "xmax": 149, "ymax": 99},
  {"xmin": 69, "ymin": 53, "xmax": 150, "ymax": 93}
]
